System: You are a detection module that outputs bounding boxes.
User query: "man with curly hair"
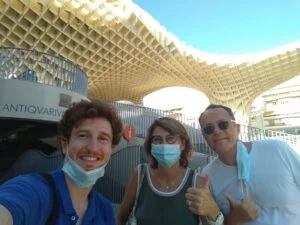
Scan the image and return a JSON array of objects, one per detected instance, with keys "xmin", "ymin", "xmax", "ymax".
[{"xmin": 0, "ymin": 99, "xmax": 123, "ymax": 225}]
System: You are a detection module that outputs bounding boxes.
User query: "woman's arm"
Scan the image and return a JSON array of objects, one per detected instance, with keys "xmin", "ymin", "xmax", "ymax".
[{"xmin": 117, "ymin": 168, "xmax": 138, "ymax": 225}]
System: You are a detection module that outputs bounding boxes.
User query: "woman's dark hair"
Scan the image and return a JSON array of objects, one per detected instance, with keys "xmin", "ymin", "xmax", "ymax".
[
  {"xmin": 57, "ymin": 99, "xmax": 123, "ymax": 147},
  {"xmin": 144, "ymin": 117, "xmax": 194, "ymax": 168}
]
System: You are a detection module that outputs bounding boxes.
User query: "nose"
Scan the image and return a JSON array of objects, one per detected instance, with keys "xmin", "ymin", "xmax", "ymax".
[
  {"xmin": 213, "ymin": 124, "xmax": 223, "ymax": 134},
  {"xmin": 161, "ymin": 138, "xmax": 169, "ymax": 144},
  {"xmin": 86, "ymin": 137, "xmax": 101, "ymax": 153}
]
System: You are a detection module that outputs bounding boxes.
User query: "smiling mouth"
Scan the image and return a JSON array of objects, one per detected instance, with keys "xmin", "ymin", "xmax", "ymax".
[
  {"xmin": 214, "ymin": 138, "xmax": 228, "ymax": 143},
  {"xmin": 80, "ymin": 156, "xmax": 99, "ymax": 161}
]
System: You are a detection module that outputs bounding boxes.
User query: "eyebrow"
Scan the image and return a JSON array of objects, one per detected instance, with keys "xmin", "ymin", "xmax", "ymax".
[
  {"xmin": 99, "ymin": 132, "xmax": 113, "ymax": 140},
  {"xmin": 204, "ymin": 119, "xmax": 231, "ymax": 124},
  {"xmin": 74, "ymin": 129, "xmax": 112, "ymax": 138},
  {"xmin": 151, "ymin": 134, "xmax": 174, "ymax": 137}
]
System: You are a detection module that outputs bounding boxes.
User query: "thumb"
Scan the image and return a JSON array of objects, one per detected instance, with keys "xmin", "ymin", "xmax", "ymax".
[
  {"xmin": 199, "ymin": 175, "xmax": 210, "ymax": 189},
  {"xmin": 224, "ymin": 192, "xmax": 238, "ymax": 208}
]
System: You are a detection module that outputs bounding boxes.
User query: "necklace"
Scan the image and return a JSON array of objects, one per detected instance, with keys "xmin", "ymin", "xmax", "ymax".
[
  {"xmin": 152, "ymin": 169, "xmax": 186, "ymax": 192},
  {"xmin": 160, "ymin": 180, "xmax": 179, "ymax": 191}
]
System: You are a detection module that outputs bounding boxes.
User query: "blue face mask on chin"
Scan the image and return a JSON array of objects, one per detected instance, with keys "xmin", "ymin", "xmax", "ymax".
[
  {"xmin": 151, "ymin": 144, "xmax": 181, "ymax": 168},
  {"xmin": 236, "ymin": 141, "xmax": 250, "ymax": 182},
  {"xmin": 62, "ymin": 146, "xmax": 106, "ymax": 188}
]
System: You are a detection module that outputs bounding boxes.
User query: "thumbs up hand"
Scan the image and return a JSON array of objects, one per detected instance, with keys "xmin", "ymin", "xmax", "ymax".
[
  {"xmin": 225, "ymin": 193, "xmax": 260, "ymax": 224},
  {"xmin": 185, "ymin": 176, "xmax": 221, "ymax": 220}
]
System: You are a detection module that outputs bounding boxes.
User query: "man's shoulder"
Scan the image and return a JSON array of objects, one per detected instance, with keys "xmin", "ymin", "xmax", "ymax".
[
  {"xmin": 254, "ymin": 138, "xmax": 286, "ymax": 144},
  {"xmin": 201, "ymin": 157, "xmax": 220, "ymax": 175},
  {"xmin": 253, "ymin": 139, "xmax": 290, "ymax": 150}
]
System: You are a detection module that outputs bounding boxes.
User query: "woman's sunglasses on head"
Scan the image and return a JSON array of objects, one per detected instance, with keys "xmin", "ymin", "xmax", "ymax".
[{"xmin": 202, "ymin": 120, "xmax": 235, "ymax": 135}]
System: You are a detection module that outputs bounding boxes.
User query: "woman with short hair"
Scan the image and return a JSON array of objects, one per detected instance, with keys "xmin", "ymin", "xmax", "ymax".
[{"xmin": 118, "ymin": 117, "xmax": 223, "ymax": 225}]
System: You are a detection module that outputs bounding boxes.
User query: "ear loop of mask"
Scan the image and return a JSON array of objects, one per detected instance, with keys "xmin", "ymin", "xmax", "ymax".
[
  {"xmin": 64, "ymin": 139, "xmax": 76, "ymax": 162},
  {"xmin": 66, "ymin": 144, "xmax": 71, "ymax": 158},
  {"xmin": 63, "ymin": 144, "xmax": 78, "ymax": 168},
  {"xmin": 64, "ymin": 144, "xmax": 83, "ymax": 167},
  {"xmin": 63, "ymin": 144, "xmax": 71, "ymax": 162},
  {"xmin": 64, "ymin": 144, "xmax": 82, "ymax": 170}
]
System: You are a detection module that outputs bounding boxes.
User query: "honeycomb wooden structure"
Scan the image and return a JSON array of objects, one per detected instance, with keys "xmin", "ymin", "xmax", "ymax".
[{"xmin": 1, "ymin": 0, "xmax": 300, "ymax": 121}]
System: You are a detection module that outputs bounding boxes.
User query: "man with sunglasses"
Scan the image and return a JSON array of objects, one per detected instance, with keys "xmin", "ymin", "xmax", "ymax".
[{"xmin": 198, "ymin": 104, "xmax": 300, "ymax": 225}]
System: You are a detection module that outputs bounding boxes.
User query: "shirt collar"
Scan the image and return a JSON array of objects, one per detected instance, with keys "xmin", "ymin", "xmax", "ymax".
[{"xmin": 51, "ymin": 169, "xmax": 97, "ymax": 221}]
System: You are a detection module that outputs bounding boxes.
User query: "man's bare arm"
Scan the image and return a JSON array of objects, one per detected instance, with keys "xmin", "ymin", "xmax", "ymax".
[{"xmin": 0, "ymin": 204, "xmax": 13, "ymax": 225}]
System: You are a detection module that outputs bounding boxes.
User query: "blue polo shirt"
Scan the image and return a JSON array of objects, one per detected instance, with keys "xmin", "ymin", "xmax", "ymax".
[{"xmin": 0, "ymin": 169, "xmax": 116, "ymax": 225}]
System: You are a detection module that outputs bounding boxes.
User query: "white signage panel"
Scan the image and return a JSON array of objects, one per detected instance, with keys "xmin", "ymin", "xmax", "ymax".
[{"xmin": 0, "ymin": 79, "xmax": 87, "ymax": 122}]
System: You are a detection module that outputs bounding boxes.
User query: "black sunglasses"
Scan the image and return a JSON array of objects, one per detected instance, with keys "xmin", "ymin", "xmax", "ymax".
[{"xmin": 202, "ymin": 120, "xmax": 235, "ymax": 135}]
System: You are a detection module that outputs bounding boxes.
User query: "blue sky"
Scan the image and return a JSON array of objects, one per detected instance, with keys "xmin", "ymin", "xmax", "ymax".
[
  {"xmin": 133, "ymin": 0, "xmax": 300, "ymax": 111},
  {"xmin": 134, "ymin": 0, "xmax": 300, "ymax": 54}
]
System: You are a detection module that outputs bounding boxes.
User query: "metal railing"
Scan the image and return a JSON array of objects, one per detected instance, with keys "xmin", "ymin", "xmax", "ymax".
[
  {"xmin": 0, "ymin": 47, "xmax": 88, "ymax": 96},
  {"xmin": 101, "ymin": 102, "xmax": 300, "ymax": 204},
  {"xmin": 239, "ymin": 124, "xmax": 300, "ymax": 146},
  {"xmin": 109, "ymin": 101, "xmax": 300, "ymax": 156}
]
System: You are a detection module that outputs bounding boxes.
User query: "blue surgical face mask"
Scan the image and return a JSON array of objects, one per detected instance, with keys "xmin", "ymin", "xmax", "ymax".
[
  {"xmin": 62, "ymin": 146, "xmax": 106, "ymax": 188},
  {"xmin": 236, "ymin": 141, "xmax": 250, "ymax": 182},
  {"xmin": 151, "ymin": 144, "xmax": 181, "ymax": 168}
]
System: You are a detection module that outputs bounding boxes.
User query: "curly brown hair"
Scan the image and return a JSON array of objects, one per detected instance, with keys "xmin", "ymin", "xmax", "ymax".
[
  {"xmin": 57, "ymin": 99, "xmax": 123, "ymax": 147},
  {"xmin": 144, "ymin": 117, "xmax": 194, "ymax": 168}
]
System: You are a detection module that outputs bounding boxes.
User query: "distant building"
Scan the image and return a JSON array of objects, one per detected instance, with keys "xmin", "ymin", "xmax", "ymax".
[{"xmin": 251, "ymin": 75, "xmax": 300, "ymax": 135}]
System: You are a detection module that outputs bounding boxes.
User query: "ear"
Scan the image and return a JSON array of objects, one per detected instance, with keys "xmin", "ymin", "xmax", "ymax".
[
  {"xmin": 236, "ymin": 123, "xmax": 241, "ymax": 134},
  {"xmin": 59, "ymin": 136, "xmax": 68, "ymax": 155}
]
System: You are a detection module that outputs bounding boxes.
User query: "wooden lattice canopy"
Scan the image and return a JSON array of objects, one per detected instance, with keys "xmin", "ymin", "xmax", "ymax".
[{"xmin": 1, "ymin": 0, "xmax": 300, "ymax": 121}]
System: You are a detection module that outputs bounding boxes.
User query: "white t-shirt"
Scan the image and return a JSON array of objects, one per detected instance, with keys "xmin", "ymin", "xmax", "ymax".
[{"xmin": 201, "ymin": 139, "xmax": 300, "ymax": 225}]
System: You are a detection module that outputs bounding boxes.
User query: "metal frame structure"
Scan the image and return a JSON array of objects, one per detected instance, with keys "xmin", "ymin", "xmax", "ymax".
[{"xmin": 1, "ymin": 0, "xmax": 300, "ymax": 122}]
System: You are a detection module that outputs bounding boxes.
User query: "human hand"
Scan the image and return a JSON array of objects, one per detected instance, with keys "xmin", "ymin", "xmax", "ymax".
[
  {"xmin": 225, "ymin": 193, "xmax": 260, "ymax": 224},
  {"xmin": 185, "ymin": 176, "xmax": 220, "ymax": 220}
]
